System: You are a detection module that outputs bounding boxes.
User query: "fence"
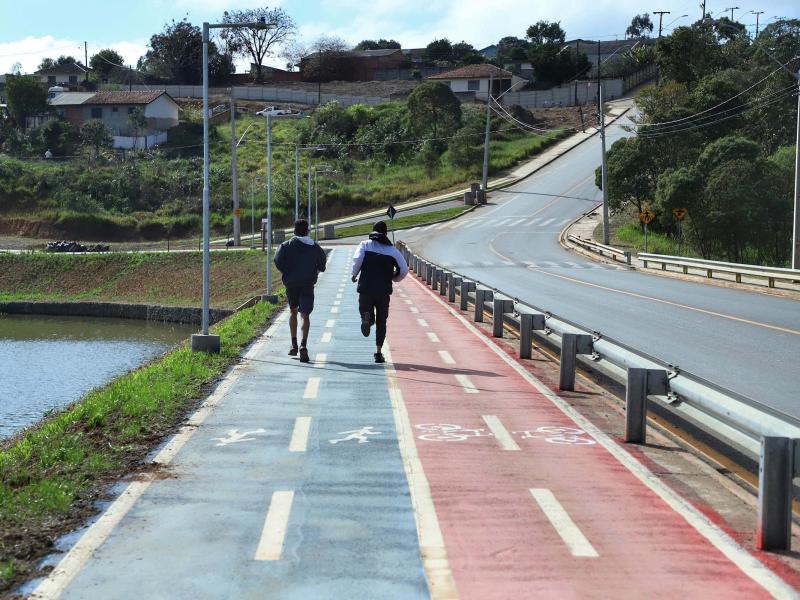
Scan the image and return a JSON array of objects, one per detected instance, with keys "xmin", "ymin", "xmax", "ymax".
[
  {"xmin": 110, "ymin": 84, "xmax": 390, "ymax": 107},
  {"xmin": 500, "ymin": 79, "xmax": 624, "ymax": 109},
  {"xmin": 398, "ymin": 240, "xmax": 800, "ymax": 552},
  {"xmin": 112, "ymin": 130, "xmax": 168, "ymax": 149},
  {"xmin": 638, "ymin": 253, "xmax": 800, "ymax": 289}
]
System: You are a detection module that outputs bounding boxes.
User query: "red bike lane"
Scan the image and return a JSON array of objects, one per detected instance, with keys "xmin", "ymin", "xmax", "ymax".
[{"xmin": 385, "ymin": 275, "xmax": 789, "ymax": 599}]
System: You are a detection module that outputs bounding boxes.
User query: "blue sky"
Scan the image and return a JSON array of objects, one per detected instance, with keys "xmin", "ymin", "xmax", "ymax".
[{"xmin": 0, "ymin": 0, "xmax": 797, "ymax": 73}]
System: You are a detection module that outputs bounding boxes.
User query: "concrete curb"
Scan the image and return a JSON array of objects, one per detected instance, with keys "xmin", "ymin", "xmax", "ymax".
[
  {"xmin": 332, "ymin": 204, "xmax": 480, "ymax": 241},
  {"xmin": 0, "ymin": 301, "xmax": 234, "ymax": 325}
]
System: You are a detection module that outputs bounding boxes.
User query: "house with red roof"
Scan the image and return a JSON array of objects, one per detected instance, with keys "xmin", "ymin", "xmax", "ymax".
[{"xmin": 426, "ymin": 64, "xmax": 525, "ymax": 101}]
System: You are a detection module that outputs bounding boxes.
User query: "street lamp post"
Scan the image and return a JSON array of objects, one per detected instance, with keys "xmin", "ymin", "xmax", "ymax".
[
  {"xmin": 295, "ymin": 145, "xmax": 323, "ymax": 222},
  {"xmin": 191, "ymin": 18, "xmax": 270, "ymax": 354},
  {"xmin": 481, "ymin": 74, "xmax": 529, "ymax": 194},
  {"xmin": 310, "ymin": 164, "xmax": 334, "ymax": 240}
]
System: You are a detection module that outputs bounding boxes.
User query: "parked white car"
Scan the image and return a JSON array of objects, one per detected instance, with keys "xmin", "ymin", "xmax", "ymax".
[{"xmin": 256, "ymin": 106, "xmax": 293, "ymax": 116}]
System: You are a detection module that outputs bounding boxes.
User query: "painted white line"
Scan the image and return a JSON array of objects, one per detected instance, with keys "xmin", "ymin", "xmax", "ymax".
[
  {"xmin": 321, "ymin": 332, "xmax": 332, "ymax": 343},
  {"xmin": 437, "ymin": 350, "xmax": 456, "ymax": 365},
  {"xmin": 333, "ymin": 300, "xmax": 341, "ymax": 306},
  {"xmin": 525, "ymin": 217, "xmax": 540, "ymax": 226},
  {"xmin": 336, "ymin": 293, "xmax": 342, "ymax": 299},
  {"xmin": 325, "ymin": 319, "xmax": 336, "ymax": 328},
  {"xmin": 417, "ymin": 318, "xmax": 429, "ymax": 328},
  {"xmin": 508, "ymin": 218, "xmax": 527, "ymax": 227},
  {"xmin": 455, "ymin": 374, "xmax": 479, "ymax": 394},
  {"xmin": 382, "ymin": 344, "xmax": 457, "ymax": 597},
  {"xmin": 303, "ymin": 377, "xmax": 320, "ymax": 399},
  {"xmin": 404, "ymin": 299, "xmax": 413, "ymax": 305},
  {"xmin": 289, "ymin": 417, "xmax": 312, "ymax": 452},
  {"xmin": 539, "ymin": 218, "xmax": 555, "ymax": 227},
  {"xmin": 529, "ymin": 488, "xmax": 598, "ymax": 558},
  {"xmin": 410, "ymin": 306, "xmax": 420, "ymax": 313},
  {"xmin": 330, "ymin": 306, "xmax": 339, "ymax": 314},
  {"xmin": 462, "ymin": 220, "xmax": 481, "ymax": 229},
  {"xmin": 254, "ymin": 490, "xmax": 295, "ymax": 561},
  {"xmin": 314, "ymin": 353, "xmax": 328, "ymax": 368},
  {"xmin": 29, "ymin": 310, "xmax": 290, "ymax": 599},
  {"xmin": 480, "ymin": 260, "xmax": 494, "ymax": 266},
  {"xmin": 503, "ymin": 260, "xmax": 514, "ymax": 266},
  {"xmin": 426, "ymin": 332, "xmax": 440, "ymax": 343},
  {"xmin": 449, "ymin": 219, "xmax": 469, "ymax": 229},
  {"xmin": 409, "ymin": 274, "xmax": 797, "ymax": 598},
  {"xmin": 482, "ymin": 415, "xmax": 521, "ymax": 451}
]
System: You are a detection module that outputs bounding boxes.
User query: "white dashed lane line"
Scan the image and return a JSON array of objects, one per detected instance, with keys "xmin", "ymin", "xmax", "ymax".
[
  {"xmin": 417, "ymin": 319, "xmax": 429, "ymax": 328},
  {"xmin": 289, "ymin": 417, "xmax": 312, "ymax": 452},
  {"xmin": 482, "ymin": 415, "xmax": 520, "ymax": 451},
  {"xmin": 254, "ymin": 491, "xmax": 295, "ymax": 561},
  {"xmin": 437, "ymin": 350, "xmax": 456, "ymax": 365},
  {"xmin": 529, "ymin": 488, "xmax": 599, "ymax": 558},
  {"xmin": 321, "ymin": 332, "xmax": 332, "ymax": 343},
  {"xmin": 426, "ymin": 332, "xmax": 440, "ymax": 343},
  {"xmin": 454, "ymin": 374, "xmax": 478, "ymax": 394},
  {"xmin": 303, "ymin": 377, "xmax": 320, "ymax": 399}
]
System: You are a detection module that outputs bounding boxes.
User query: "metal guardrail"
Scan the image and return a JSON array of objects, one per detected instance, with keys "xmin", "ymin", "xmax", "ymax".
[
  {"xmin": 567, "ymin": 234, "xmax": 631, "ymax": 265},
  {"xmin": 638, "ymin": 253, "xmax": 800, "ymax": 289},
  {"xmin": 398, "ymin": 241, "xmax": 800, "ymax": 552}
]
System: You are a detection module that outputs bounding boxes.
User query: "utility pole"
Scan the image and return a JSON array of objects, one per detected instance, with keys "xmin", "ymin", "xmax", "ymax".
[
  {"xmin": 481, "ymin": 73, "xmax": 494, "ymax": 193},
  {"xmin": 84, "ymin": 41, "xmax": 88, "ymax": 83},
  {"xmin": 654, "ymin": 11, "xmax": 670, "ymax": 38},
  {"xmin": 128, "ymin": 65, "xmax": 132, "ymax": 92},
  {"xmin": 700, "ymin": 0, "xmax": 707, "ymax": 20},
  {"xmin": 294, "ymin": 146, "xmax": 300, "ymax": 221},
  {"xmin": 793, "ymin": 69, "xmax": 800, "ymax": 269},
  {"xmin": 753, "ymin": 11, "xmax": 764, "ymax": 36},
  {"xmin": 723, "ymin": 6, "xmax": 739, "ymax": 20},
  {"xmin": 599, "ymin": 82, "xmax": 610, "ymax": 245},
  {"xmin": 230, "ymin": 95, "xmax": 240, "ymax": 246}
]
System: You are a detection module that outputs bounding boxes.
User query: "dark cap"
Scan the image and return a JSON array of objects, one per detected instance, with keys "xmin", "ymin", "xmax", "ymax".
[{"xmin": 373, "ymin": 221, "xmax": 388, "ymax": 234}]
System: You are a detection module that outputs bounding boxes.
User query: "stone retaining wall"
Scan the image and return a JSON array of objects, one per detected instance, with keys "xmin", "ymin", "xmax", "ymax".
[{"xmin": 0, "ymin": 301, "xmax": 234, "ymax": 325}]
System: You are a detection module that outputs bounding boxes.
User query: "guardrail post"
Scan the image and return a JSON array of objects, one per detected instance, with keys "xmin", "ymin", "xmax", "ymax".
[
  {"xmin": 474, "ymin": 289, "xmax": 493, "ymax": 323},
  {"xmin": 558, "ymin": 333, "xmax": 593, "ymax": 391},
  {"xmin": 625, "ymin": 252, "xmax": 631, "ymax": 266},
  {"xmin": 519, "ymin": 313, "xmax": 546, "ymax": 359},
  {"xmin": 426, "ymin": 262, "xmax": 433, "ymax": 285},
  {"xmin": 757, "ymin": 437, "xmax": 793, "ymax": 551},
  {"xmin": 460, "ymin": 281, "xmax": 475, "ymax": 311},
  {"xmin": 624, "ymin": 368, "xmax": 668, "ymax": 443},
  {"xmin": 492, "ymin": 299, "xmax": 514, "ymax": 337},
  {"xmin": 449, "ymin": 276, "xmax": 460, "ymax": 303}
]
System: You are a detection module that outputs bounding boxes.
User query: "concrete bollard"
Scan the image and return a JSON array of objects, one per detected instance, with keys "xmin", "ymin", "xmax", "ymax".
[
  {"xmin": 757, "ymin": 437, "xmax": 794, "ymax": 551},
  {"xmin": 439, "ymin": 271, "xmax": 448, "ymax": 296},
  {"xmin": 624, "ymin": 368, "xmax": 668, "ymax": 443},
  {"xmin": 449, "ymin": 275, "xmax": 460, "ymax": 303},
  {"xmin": 519, "ymin": 313, "xmax": 546, "ymax": 359},
  {"xmin": 492, "ymin": 298, "xmax": 514, "ymax": 337},
  {"xmin": 474, "ymin": 289, "xmax": 493, "ymax": 323},
  {"xmin": 558, "ymin": 333, "xmax": 594, "ymax": 391},
  {"xmin": 477, "ymin": 189, "xmax": 486, "ymax": 204},
  {"xmin": 426, "ymin": 262, "xmax": 433, "ymax": 285},
  {"xmin": 463, "ymin": 191, "xmax": 475, "ymax": 206},
  {"xmin": 435, "ymin": 268, "xmax": 444, "ymax": 292},
  {"xmin": 324, "ymin": 224, "xmax": 335, "ymax": 239},
  {"xmin": 460, "ymin": 281, "xmax": 475, "ymax": 311}
]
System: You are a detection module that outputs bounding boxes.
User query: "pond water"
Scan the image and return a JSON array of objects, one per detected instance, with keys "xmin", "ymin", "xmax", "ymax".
[{"xmin": 0, "ymin": 314, "xmax": 195, "ymax": 439}]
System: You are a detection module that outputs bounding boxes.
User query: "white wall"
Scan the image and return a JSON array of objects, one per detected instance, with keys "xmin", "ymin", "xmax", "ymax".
[
  {"xmin": 112, "ymin": 131, "xmax": 168, "ymax": 149},
  {"xmin": 144, "ymin": 94, "xmax": 179, "ymax": 129}
]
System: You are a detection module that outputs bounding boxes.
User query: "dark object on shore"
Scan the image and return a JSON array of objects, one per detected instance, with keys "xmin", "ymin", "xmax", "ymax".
[{"xmin": 45, "ymin": 241, "xmax": 110, "ymax": 253}]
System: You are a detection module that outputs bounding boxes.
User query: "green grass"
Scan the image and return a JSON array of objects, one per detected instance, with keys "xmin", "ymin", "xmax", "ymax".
[
  {"xmin": 0, "ymin": 296, "xmax": 283, "ymax": 593},
  {"xmin": 333, "ymin": 205, "xmax": 473, "ymax": 239},
  {"xmin": 610, "ymin": 222, "xmax": 695, "ymax": 256}
]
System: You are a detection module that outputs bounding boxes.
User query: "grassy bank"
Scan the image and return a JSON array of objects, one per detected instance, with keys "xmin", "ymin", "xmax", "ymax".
[
  {"xmin": 597, "ymin": 221, "xmax": 697, "ymax": 257},
  {"xmin": 0, "ymin": 251, "xmax": 277, "ymax": 309},
  {"xmin": 0, "ymin": 296, "xmax": 284, "ymax": 595},
  {"xmin": 334, "ymin": 205, "xmax": 473, "ymax": 239}
]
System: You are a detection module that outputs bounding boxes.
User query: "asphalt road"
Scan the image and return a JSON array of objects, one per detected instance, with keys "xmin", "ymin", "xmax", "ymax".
[{"xmin": 401, "ymin": 117, "xmax": 800, "ymax": 418}]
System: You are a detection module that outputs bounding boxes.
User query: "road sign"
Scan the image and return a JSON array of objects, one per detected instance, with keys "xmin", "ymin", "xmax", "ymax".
[
  {"xmin": 672, "ymin": 208, "xmax": 688, "ymax": 220},
  {"xmin": 386, "ymin": 204, "xmax": 397, "ymax": 219},
  {"xmin": 234, "ymin": 208, "xmax": 242, "ymax": 217},
  {"xmin": 639, "ymin": 208, "xmax": 655, "ymax": 224}
]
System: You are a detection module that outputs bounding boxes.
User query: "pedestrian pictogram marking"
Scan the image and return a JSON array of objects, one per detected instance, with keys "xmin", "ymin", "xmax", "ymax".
[
  {"xmin": 212, "ymin": 428, "xmax": 266, "ymax": 447},
  {"xmin": 329, "ymin": 426, "xmax": 382, "ymax": 444}
]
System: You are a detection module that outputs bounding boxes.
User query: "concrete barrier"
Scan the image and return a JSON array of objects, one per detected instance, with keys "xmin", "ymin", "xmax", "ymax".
[{"xmin": 0, "ymin": 301, "xmax": 233, "ymax": 325}]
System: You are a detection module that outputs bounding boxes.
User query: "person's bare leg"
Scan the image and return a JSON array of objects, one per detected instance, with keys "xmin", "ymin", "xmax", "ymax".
[
  {"xmin": 289, "ymin": 308, "xmax": 299, "ymax": 354},
  {"xmin": 299, "ymin": 313, "xmax": 311, "ymax": 362}
]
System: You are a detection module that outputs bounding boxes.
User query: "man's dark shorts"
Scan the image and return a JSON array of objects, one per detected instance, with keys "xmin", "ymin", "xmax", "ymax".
[{"xmin": 287, "ymin": 285, "xmax": 315, "ymax": 314}]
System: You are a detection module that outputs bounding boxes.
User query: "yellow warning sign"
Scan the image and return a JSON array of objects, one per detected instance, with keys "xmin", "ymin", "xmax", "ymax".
[
  {"xmin": 234, "ymin": 208, "xmax": 242, "ymax": 217},
  {"xmin": 672, "ymin": 208, "xmax": 688, "ymax": 220},
  {"xmin": 639, "ymin": 208, "xmax": 655, "ymax": 225}
]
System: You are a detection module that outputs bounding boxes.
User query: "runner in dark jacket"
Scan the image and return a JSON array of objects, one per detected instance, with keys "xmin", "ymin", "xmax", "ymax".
[
  {"xmin": 351, "ymin": 221, "xmax": 408, "ymax": 363},
  {"xmin": 274, "ymin": 219, "xmax": 327, "ymax": 362}
]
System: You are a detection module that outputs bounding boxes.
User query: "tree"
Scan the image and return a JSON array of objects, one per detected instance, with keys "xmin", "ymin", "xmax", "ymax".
[
  {"xmin": 496, "ymin": 36, "xmax": 529, "ymax": 64},
  {"xmin": 36, "ymin": 119, "xmax": 78, "ymax": 156},
  {"xmin": 139, "ymin": 19, "xmax": 228, "ymax": 84},
  {"xmin": 5, "ymin": 75, "xmax": 47, "ymax": 129},
  {"xmin": 38, "ymin": 55, "xmax": 79, "ymax": 71},
  {"xmin": 407, "ymin": 81, "xmax": 461, "ymax": 142},
  {"xmin": 128, "ymin": 107, "xmax": 147, "ymax": 148},
  {"xmin": 354, "ymin": 39, "xmax": 401, "ymax": 50},
  {"xmin": 90, "ymin": 49, "xmax": 125, "ymax": 80},
  {"xmin": 452, "ymin": 42, "xmax": 484, "ymax": 65},
  {"xmin": 302, "ymin": 36, "xmax": 349, "ymax": 88},
  {"xmin": 425, "ymin": 39, "xmax": 453, "ymax": 63},
  {"xmin": 596, "ymin": 137, "xmax": 663, "ymax": 222},
  {"xmin": 81, "ymin": 119, "xmax": 112, "ymax": 160},
  {"xmin": 221, "ymin": 7, "xmax": 296, "ymax": 83},
  {"xmin": 525, "ymin": 21, "xmax": 585, "ymax": 86},
  {"xmin": 525, "ymin": 21, "xmax": 565, "ymax": 46},
  {"xmin": 655, "ymin": 26, "xmax": 720, "ymax": 85},
  {"xmin": 626, "ymin": 14, "xmax": 654, "ymax": 38}
]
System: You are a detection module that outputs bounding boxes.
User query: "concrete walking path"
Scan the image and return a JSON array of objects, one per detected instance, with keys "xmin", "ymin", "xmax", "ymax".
[{"xmin": 29, "ymin": 245, "xmax": 797, "ymax": 599}]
